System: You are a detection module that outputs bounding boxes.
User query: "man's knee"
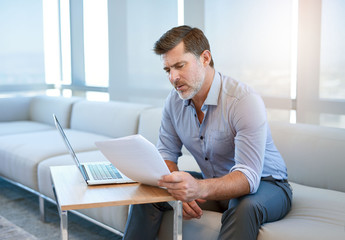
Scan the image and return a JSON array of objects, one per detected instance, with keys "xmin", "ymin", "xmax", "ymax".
[
  {"xmin": 124, "ymin": 203, "xmax": 172, "ymax": 240},
  {"xmin": 219, "ymin": 197, "xmax": 263, "ymax": 240},
  {"xmin": 226, "ymin": 197, "xmax": 264, "ymax": 224}
]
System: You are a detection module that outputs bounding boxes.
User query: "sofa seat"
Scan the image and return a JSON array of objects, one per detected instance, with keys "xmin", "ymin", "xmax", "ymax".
[
  {"xmin": 158, "ymin": 182, "xmax": 345, "ymax": 240},
  {"xmin": 0, "ymin": 130, "xmax": 109, "ymax": 190},
  {"xmin": 0, "ymin": 121, "xmax": 54, "ymax": 135},
  {"xmin": 259, "ymin": 182, "xmax": 345, "ymax": 239}
]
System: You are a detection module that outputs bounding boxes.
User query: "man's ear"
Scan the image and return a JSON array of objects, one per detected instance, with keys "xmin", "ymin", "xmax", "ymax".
[{"xmin": 201, "ymin": 50, "xmax": 212, "ymax": 67}]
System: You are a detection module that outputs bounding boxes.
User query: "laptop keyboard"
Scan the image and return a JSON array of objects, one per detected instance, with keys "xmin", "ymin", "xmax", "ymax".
[{"xmin": 88, "ymin": 164, "xmax": 123, "ymax": 180}]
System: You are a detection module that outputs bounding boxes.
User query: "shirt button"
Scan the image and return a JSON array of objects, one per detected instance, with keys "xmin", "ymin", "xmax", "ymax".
[
  {"xmin": 200, "ymin": 136, "xmax": 203, "ymax": 140},
  {"xmin": 205, "ymin": 157, "xmax": 208, "ymax": 161}
]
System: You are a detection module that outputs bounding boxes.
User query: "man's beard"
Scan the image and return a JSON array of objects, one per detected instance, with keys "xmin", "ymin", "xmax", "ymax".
[{"xmin": 175, "ymin": 78, "xmax": 204, "ymax": 100}]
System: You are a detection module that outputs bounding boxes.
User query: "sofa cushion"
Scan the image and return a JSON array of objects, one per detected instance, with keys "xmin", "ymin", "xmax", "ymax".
[
  {"xmin": 0, "ymin": 96, "xmax": 31, "ymax": 121},
  {"xmin": 138, "ymin": 107, "xmax": 162, "ymax": 144},
  {"xmin": 29, "ymin": 95, "xmax": 80, "ymax": 128},
  {"xmin": 269, "ymin": 122, "xmax": 345, "ymax": 193},
  {"xmin": 0, "ymin": 121, "xmax": 53, "ymax": 136},
  {"xmin": 70, "ymin": 100, "xmax": 150, "ymax": 138},
  {"xmin": 0, "ymin": 130, "xmax": 108, "ymax": 190},
  {"xmin": 158, "ymin": 182, "xmax": 345, "ymax": 240},
  {"xmin": 258, "ymin": 182, "xmax": 345, "ymax": 240},
  {"xmin": 177, "ymin": 154, "xmax": 201, "ymax": 173}
]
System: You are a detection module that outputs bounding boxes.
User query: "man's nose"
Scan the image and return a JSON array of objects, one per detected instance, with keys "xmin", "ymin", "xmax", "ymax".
[{"xmin": 169, "ymin": 69, "xmax": 179, "ymax": 83}]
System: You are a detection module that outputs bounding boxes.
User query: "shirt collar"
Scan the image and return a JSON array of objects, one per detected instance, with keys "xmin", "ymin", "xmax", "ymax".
[
  {"xmin": 183, "ymin": 71, "xmax": 221, "ymax": 107},
  {"xmin": 204, "ymin": 71, "xmax": 221, "ymax": 106}
]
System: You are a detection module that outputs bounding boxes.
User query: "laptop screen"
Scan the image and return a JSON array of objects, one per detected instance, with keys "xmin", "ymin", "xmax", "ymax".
[{"xmin": 53, "ymin": 114, "xmax": 88, "ymax": 180}]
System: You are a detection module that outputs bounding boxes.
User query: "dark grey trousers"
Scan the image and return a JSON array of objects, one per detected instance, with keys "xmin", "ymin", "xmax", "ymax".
[{"xmin": 123, "ymin": 176, "xmax": 292, "ymax": 240}]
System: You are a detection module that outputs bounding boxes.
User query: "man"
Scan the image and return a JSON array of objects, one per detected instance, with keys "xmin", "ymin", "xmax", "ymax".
[{"xmin": 123, "ymin": 25, "xmax": 292, "ymax": 240}]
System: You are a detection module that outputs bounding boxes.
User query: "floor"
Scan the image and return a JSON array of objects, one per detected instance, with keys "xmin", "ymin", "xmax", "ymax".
[{"xmin": 0, "ymin": 177, "xmax": 122, "ymax": 240}]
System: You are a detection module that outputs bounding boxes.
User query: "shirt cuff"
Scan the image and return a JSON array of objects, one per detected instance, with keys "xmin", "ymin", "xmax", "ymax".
[
  {"xmin": 230, "ymin": 164, "xmax": 261, "ymax": 194},
  {"xmin": 159, "ymin": 150, "xmax": 179, "ymax": 164}
]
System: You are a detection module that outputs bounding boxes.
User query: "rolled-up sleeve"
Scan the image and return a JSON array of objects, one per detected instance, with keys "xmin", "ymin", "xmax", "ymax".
[{"xmin": 230, "ymin": 93, "xmax": 267, "ymax": 193}]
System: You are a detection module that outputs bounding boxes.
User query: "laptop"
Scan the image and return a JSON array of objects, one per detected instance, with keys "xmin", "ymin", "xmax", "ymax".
[{"xmin": 53, "ymin": 114, "xmax": 135, "ymax": 185}]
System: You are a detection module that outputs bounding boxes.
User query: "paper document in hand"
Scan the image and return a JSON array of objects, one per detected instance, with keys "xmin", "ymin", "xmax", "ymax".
[{"xmin": 95, "ymin": 134, "xmax": 171, "ymax": 186}]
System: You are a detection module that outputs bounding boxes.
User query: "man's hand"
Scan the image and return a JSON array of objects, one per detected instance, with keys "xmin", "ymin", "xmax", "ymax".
[
  {"xmin": 158, "ymin": 171, "xmax": 207, "ymax": 219},
  {"xmin": 182, "ymin": 199, "xmax": 206, "ymax": 220},
  {"xmin": 158, "ymin": 171, "xmax": 204, "ymax": 202}
]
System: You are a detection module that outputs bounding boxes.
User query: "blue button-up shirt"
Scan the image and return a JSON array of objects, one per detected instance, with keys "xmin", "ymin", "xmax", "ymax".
[{"xmin": 157, "ymin": 71, "xmax": 288, "ymax": 193}]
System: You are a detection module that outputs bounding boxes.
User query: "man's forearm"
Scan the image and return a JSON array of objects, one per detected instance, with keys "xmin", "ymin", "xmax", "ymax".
[
  {"xmin": 161, "ymin": 161, "xmax": 250, "ymax": 201},
  {"xmin": 198, "ymin": 171, "xmax": 250, "ymax": 200},
  {"xmin": 165, "ymin": 160, "xmax": 179, "ymax": 172}
]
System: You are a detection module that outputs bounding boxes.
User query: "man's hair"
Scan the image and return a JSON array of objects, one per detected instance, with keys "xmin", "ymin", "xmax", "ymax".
[{"xmin": 153, "ymin": 25, "xmax": 214, "ymax": 68}]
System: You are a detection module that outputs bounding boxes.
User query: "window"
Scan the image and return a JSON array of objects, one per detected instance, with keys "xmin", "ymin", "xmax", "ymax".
[
  {"xmin": 0, "ymin": 0, "xmax": 45, "ymax": 86},
  {"xmin": 126, "ymin": 0, "xmax": 178, "ymax": 91},
  {"xmin": 59, "ymin": 0, "xmax": 72, "ymax": 85},
  {"xmin": 319, "ymin": 0, "xmax": 345, "ymax": 100},
  {"xmin": 83, "ymin": 0, "xmax": 109, "ymax": 87},
  {"xmin": 107, "ymin": 0, "xmax": 179, "ymax": 105},
  {"xmin": 43, "ymin": 0, "xmax": 109, "ymax": 99},
  {"xmin": 205, "ymin": 0, "xmax": 295, "ymax": 98},
  {"xmin": 204, "ymin": 0, "xmax": 296, "ymax": 123},
  {"xmin": 43, "ymin": 0, "xmax": 61, "ymax": 85},
  {"xmin": 9, "ymin": 0, "xmax": 343, "ymax": 128},
  {"xmin": 318, "ymin": 0, "xmax": 345, "ymax": 128}
]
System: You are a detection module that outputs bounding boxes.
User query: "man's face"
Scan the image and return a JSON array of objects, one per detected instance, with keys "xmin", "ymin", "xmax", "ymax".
[{"xmin": 163, "ymin": 42, "xmax": 206, "ymax": 100}]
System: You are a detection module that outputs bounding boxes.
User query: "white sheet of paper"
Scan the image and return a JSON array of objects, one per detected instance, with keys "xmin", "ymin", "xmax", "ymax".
[{"xmin": 95, "ymin": 134, "xmax": 171, "ymax": 186}]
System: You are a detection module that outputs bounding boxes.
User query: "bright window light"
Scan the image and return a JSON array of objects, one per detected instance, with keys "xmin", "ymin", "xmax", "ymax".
[
  {"xmin": 290, "ymin": 0, "xmax": 298, "ymax": 100},
  {"xmin": 83, "ymin": 0, "xmax": 109, "ymax": 87},
  {"xmin": 43, "ymin": 0, "xmax": 61, "ymax": 85},
  {"xmin": 60, "ymin": 0, "xmax": 72, "ymax": 85},
  {"xmin": 86, "ymin": 92, "xmax": 109, "ymax": 102},
  {"xmin": 178, "ymin": 0, "xmax": 184, "ymax": 25}
]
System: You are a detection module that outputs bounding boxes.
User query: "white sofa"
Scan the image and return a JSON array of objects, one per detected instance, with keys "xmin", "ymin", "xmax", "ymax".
[{"xmin": 0, "ymin": 95, "xmax": 344, "ymax": 240}]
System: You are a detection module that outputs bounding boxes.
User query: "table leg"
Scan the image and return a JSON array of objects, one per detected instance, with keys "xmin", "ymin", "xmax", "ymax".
[
  {"xmin": 169, "ymin": 200, "xmax": 183, "ymax": 240},
  {"xmin": 52, "ymin": 181, "xmax": 69, "ymax": 240},
  {"xmin": 60, "ymin": 210, "xmax": 68, "ymax": 240},
  {"xmin": 39, "ymin": 195, "xmax": 46, "ymax": 222}
]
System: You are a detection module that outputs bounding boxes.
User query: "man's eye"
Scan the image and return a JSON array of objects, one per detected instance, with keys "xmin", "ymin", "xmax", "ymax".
[{"xmin": 176, "ymin": 64, "xmax": 184, "ymax": 69}]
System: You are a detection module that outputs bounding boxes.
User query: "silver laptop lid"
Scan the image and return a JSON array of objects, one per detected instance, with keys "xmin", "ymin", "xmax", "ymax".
[{"xmin": 53, "ymin": 114, "xmax": 88, "ymax": 181}]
